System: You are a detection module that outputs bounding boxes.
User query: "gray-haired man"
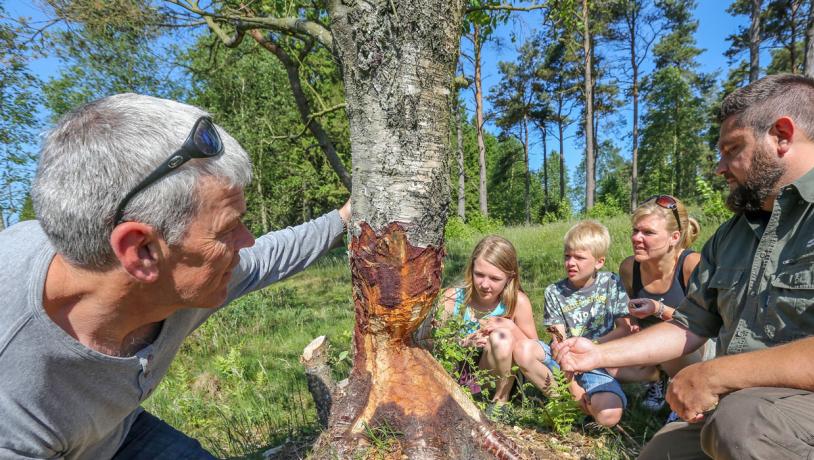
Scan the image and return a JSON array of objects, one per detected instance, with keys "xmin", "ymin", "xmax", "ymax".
[
  {"xmin": 553, "ymin": 73, "xmax": 814, "ymax": 459},
  {"xmin": 0, "ymin": 94, "xmax": 350, "ymax": 459}
]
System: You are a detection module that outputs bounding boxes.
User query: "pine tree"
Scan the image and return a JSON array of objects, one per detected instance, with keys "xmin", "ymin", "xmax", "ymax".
[{"xmin": 638, "ymin": 0, "xmax": 713, "ymax": 200}]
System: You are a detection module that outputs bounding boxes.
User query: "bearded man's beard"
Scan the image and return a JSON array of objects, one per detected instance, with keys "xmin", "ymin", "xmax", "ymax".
[{"xmin": 726, "ymin": 142, "xmax": 786, "ymax": 213}]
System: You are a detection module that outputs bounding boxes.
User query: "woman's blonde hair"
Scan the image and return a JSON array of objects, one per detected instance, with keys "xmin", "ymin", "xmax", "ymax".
[
  {"xmin": 632, "ymin": 195, "xmax": 701, "ymax": 250},
  {"xmin": 463, "ymin": 235, "xmax": 523, "ymax": 318}
]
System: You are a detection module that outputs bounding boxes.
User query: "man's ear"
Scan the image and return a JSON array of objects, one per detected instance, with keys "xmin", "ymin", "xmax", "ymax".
[
  {"xmin": 771, "ymin": 116, "xmax": 795, "ymax": 156},
  {"xmin": 110, "ymin": 222, "xmax": 163, "ymax": 283}
]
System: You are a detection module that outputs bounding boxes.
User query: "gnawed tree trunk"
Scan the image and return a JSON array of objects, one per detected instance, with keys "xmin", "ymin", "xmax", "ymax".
[{"xmin": 311, "ymin": 1, "xmax": 524, "ymax": 458}]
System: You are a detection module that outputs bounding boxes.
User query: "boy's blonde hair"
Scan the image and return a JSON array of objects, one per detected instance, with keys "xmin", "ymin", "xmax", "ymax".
[
  {"xmin": 463, "ymin": 235, "xmax": 523, "ymax": 318},
  {"xmin": 563, "ymin": 220, "xmax": 610, "ymax": 259}
]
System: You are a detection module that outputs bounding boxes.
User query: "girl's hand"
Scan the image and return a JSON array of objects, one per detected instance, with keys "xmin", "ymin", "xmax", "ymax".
[
  {"xmin": 460, "ymin": 330, "xmax": 488, "ymax": 347},
  {"xmin": 628, "ymin": 298, "xmax": 658, "ymax": 319}
]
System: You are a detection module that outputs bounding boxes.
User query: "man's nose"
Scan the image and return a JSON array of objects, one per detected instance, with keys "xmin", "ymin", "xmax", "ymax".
[
  {"xmin": 236, "ymin": 223, "xmax": 255, "ymax": 250},
  {"xmin": 715, "ymin": 157, "xmax": 727, "ymax": 176}
]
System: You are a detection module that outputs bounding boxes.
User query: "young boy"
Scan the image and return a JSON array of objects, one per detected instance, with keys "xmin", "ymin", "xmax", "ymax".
[{"xmin": 543, "ymin": 220, "xmax": 634, "ymax": 427}]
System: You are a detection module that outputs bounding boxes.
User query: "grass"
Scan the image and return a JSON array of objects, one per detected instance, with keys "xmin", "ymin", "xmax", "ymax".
[{"xmin": 144, "ymin": 212, "xmax": 722, "ymax": 458}]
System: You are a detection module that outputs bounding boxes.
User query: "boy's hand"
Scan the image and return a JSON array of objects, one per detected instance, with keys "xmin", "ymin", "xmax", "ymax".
[
  {"xmin": 628, "ymin": 298, "xmax": 658, "ymax": 319},
  {"xmin": 552, "ymin": 337, "xmax": 601, "ymax": 373}
]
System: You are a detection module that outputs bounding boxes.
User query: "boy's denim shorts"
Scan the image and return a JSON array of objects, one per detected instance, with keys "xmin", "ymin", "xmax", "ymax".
[
  {"xmin": 535, "ymin": 341, "xmax": 560, "ymax": 371},
  {"xmin": 575, "ymin": 368, "xmax": 628, "ymax": 408}
]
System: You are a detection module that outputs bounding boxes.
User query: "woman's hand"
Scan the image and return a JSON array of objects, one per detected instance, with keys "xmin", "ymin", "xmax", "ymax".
[{"xmin": 628, "ymin": 298, "xmax": 658, "ymax": 319}]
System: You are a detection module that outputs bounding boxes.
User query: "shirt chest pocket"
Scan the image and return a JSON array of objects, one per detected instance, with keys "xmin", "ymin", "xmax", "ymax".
[
  {"xmin": 708, "ymin": 268, "xmax": 745, "ymax": 328},
  {"xmin": 767, "ymin": 261, "xmax": 814, "ymax": 340}
]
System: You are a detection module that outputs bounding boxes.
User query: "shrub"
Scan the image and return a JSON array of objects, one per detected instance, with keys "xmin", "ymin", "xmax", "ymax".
[
  {"xmin": 466, "ymin": 211, "xmax": 504, "ymax": 234},
  {"xmin": 542, "ymin": 199, "xmax": 573, "ymax": 223},
  {"xmin": 585, "ymin": 199, "xmax": 625, "ymax": 219},
  {"xmin": 445, "ymin": 216, "xmax": 475, "ymax": 241},
  {"xmin": 430, "ymin": 312, "xmax": 497, "ymax": 404},
  {"xmin": 695, "ymin": 177, "xmax": 731, "ymax": 223}
]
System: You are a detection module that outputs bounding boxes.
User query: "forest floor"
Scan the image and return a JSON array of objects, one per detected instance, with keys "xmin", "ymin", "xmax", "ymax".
[{"xmin": 145, "ymin": 215, "xmax": 717, "ymax": 459}]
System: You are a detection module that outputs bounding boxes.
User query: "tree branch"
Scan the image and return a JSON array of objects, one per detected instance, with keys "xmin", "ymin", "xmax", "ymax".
[
  {"xmin": 268, "ymin": 103, "xmax": 347, "ymax": 140},
  {"xmin": 249, "ymin": 29, "xmax": 351, "ymax": 191},
  {"xmin": 465, "ymin": 3, "xmax": 546, "ymax": 13},
  {"xmin": 166, "ymin": 0, "xmax": 333, "ymax": 49},
  {"xmin": 195, "ymin": 1, "xmax": 245, "ymax": 48}
]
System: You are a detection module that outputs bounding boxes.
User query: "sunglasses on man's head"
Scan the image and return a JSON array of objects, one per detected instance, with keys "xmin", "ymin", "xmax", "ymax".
[
  {"xmin": 643, "ymin": 194, "xmax": 681, "ymax": 232},
  {"xmin": 113, "ymin": 116, "xmax": 224, "ymax": 225}
]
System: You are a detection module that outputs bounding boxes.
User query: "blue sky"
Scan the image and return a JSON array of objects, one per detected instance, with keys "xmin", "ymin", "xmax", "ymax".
[
  {"xmin": 467, "ymin": 2, "xmax": 744, "ymax": 179},
  {"xmin": 9, "ymin": 1, "xmax": 744, "ymax": 188}
]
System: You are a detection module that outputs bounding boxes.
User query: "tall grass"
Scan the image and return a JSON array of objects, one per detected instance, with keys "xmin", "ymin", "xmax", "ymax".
[{"xmin": 145, "ymin": 212, "xmax": 721, "ymax": 457}]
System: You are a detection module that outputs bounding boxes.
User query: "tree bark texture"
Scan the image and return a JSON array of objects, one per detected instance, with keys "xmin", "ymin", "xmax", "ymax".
[
  {"xmin": 582, "ymin": 0, "xmax": 595, "ymax": 210},
  {"xmin": 627, "ymin": 3, "xmax": 640, "ymax": 211},
  {"xmin": 457, "ymin": 99, "xmax": 466, "ymax": 220},
  {"xmin": 313, "ymin": 1, "xmax": 525, "ymax": 458},
  {"xmin": 806, "ymin": 0, "xmax": 814, "ymax": 77},
  {"xmin": 474, "ymin": 25, "xmax": 490, "ymax": 218},
  {"xmin": 522, "ymin": 116, "xmax": 530, "ymax": 225},
  {"xmin": 750, "ymin": 0, "xmax": 761, "ymax": 82}
]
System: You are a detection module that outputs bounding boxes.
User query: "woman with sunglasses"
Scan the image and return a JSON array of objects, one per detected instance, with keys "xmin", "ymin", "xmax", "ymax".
[{"xmin": 618, "ymin": 195, "xmax": 710, "ymax": 414}]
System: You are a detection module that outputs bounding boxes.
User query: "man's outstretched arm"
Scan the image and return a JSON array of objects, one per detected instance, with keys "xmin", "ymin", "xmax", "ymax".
[{"xmin": 552, "ymin": 321, "xmax": 707, "ymax": 373}]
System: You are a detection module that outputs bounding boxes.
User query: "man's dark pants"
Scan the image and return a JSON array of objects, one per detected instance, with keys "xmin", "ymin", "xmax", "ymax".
[
  {"xmin": 639, "ymin": 387, "xmax": 814, "ymax": 460},
  {"xmin": 112, "ymin": 411, "xmax": 218, "ymax": 460}
]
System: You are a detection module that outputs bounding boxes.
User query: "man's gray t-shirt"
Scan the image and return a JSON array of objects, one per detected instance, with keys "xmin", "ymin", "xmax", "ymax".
[{"xmin": 0, "ymin": 212, "xmax": 344, "ymax": 459}]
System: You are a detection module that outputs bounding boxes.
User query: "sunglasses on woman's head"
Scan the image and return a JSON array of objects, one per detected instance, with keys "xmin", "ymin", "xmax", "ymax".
[
  {"xmin": 113, "ymin": 116, "xmax": 224, "ymax": 225},
  {"xmin": 643, "ymin": 195, "xmax": 681, "ymax": 232}
]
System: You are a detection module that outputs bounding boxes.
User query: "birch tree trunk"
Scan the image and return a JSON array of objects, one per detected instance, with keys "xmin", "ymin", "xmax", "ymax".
[{"xmin": 312, "ymin": 1, "xmax": 524, "ymax": 458}]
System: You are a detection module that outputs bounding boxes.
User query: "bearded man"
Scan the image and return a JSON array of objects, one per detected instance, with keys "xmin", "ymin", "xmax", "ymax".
[{"xmin": 553, "ymin": 73, "xmax": 814, "ymax": 459}]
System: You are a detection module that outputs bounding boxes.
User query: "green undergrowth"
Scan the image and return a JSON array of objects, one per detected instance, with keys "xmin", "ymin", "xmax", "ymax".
[{"xmin": 145, "ymin": 214, "xmax": 719, "ymax": 458}]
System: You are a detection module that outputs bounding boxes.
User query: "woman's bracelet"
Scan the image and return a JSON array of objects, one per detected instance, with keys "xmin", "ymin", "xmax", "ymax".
[{"xmin": 655, "ymin": 300, "xmax": 666, "ymax": 320}]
